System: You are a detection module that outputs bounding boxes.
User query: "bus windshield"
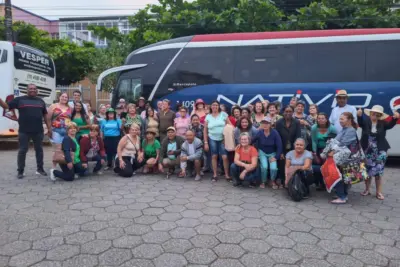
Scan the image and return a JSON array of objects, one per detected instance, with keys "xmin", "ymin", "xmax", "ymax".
[{"xmin": 12, "ymin": 44, "xmax": 56, "ymax": 102}]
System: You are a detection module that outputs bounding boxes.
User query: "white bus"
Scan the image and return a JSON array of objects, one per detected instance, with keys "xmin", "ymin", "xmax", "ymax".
[{"xmin": 0, "ymin": 41, "xmax": 56, "ymax": 137}]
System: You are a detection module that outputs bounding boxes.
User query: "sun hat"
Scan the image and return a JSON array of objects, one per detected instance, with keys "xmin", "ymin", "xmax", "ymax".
[
  {"xmin": 146, "ymin": 129, "xmax": 157, "ymax": 135},
  {"xmin": 195, "ymin": 99, "xmax": 205, "ymax": 107},
  {"xmin": 336, "ymin": 89, "xmax": 349, "ymax": 98},
  {"xmin": 364, "ymin": 105, "xmax": 389, "ymax": 120},
  {"xmin": 261, "ymin": 116, "xmax": 272, "ymax": 123},
  {"xmin": 167, "ymin": 126, "xmax": 176, "ymax": 132}
]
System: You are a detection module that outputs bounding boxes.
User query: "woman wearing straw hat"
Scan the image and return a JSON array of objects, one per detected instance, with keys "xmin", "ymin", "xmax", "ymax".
[{"xmin": 358, "ymin": 105, "xmax": 400, "ymax": 200}]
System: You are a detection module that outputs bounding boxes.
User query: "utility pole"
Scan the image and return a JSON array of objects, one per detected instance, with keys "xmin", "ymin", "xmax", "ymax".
[{"xmin": 4, "ymin": 0, "xmax": 13, "ymax": 41}]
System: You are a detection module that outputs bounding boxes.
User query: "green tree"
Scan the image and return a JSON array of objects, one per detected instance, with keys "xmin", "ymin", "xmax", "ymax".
[{"xmin": 87, "ymin": 39, "xmax": 132, "ymax": 91}]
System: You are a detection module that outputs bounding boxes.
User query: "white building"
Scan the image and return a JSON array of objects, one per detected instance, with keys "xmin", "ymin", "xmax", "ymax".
[{"xmin": 58, "ymin": 16, "xmax": 134, "ymax": 47}]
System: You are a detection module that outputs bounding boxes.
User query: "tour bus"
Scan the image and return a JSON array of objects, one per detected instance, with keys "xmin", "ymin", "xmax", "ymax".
[
  {"xmin": 0, "ymin": 41, "xmax": 56, "ymax": 137},
  {"xmin": 111, "ymin": 28, "xmax": 400, "ymax": 155}
]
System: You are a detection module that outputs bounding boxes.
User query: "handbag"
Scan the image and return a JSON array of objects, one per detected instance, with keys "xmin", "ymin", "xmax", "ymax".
[{"xmin": 52, "ymin": 143, "xmax": 75, "ymax": 164}]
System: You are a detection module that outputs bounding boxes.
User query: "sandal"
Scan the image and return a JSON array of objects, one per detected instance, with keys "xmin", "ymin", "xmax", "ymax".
[
  {"xmin": 331, "ymin": 198, "xmax": 347, "ymax": 205},
  {"xmin": 211, "ymin": 176, "xmax": 218, "ymax": 182},
  {"xmin": 376, "ymin": 193, "xmax": 385, "ymax": 200},
  {"xmin": 360, "ymin": 190, "xmax": 371, "ymax": 196},
  {"xmin": 225, "ymin": 177, "xmax": 232, "ymax": 182},
  {"xmin": 178, "ymin": 171, "xmax": 186, "ymax": 178}
]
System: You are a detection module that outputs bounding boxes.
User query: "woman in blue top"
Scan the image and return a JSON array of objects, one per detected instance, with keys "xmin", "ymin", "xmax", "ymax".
[
  {"xmin": 330, "ymin": 112, "xmax": 359, "ymax": 204},
  {"xmin": 204, "ymin": 100, "xmax": 231, "ymax": 182},
  {"xmin": 252, "ymin": 117, "xmax": 282, "ymax": 189},
  {"xmin": 101, "ymin": 108, "xmax": 122, "ymax": 170}
]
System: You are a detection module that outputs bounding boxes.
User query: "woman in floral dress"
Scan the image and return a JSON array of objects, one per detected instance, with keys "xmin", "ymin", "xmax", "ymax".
[{"xmin": 358, "ymin": 105, "xmax": 399, "ymax": 200}]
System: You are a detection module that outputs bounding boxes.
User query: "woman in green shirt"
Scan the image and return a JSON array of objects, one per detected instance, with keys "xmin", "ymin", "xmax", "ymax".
[
  {"xmin": 311, "ymin": 112, "xmax": 337, "ymax": 190},
  {"xmin": 142, "ymin": 129, "xmax": 161, "ymax": 173},
  {"xmin": 50, "ymin": 122, "xmax": 87, "ymax": 181},
  {"xmin": 71, "ymin": 101, "xmax": 91, "ymax": 140}
]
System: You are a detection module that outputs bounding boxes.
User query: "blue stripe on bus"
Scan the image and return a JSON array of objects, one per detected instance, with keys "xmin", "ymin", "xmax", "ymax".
[{"xmin": 154, "ymin": 81, "xmax": 400, "ymax": 114}]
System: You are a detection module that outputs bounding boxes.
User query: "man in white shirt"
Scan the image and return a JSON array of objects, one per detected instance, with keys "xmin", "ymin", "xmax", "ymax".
[
  {"xmin": 68, "ymin": 90, "xmax": 88, "ymax": 113},
  {"xmin": 329, "ymin": 89, "xmax": 357, "ymax": 133}
]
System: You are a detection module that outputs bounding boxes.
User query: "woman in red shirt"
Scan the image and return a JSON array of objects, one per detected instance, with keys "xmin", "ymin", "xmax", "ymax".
[{"xmin": 230, "ymin": 132, "xmax": 259, "ymax": 187}]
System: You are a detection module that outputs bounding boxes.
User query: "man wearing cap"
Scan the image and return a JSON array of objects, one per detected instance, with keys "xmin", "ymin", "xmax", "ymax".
[
  {"xmin": 159, "ymin": 99, "xmax": 176, "ymax": 142},
  {"xmin": 329, "ymin": 90, "xmax": 357, "ymax": 133},
  {"xmin": 180, "ymin": 129, "xmax": 203, "ymax": 181},
  {"xmin": 159, "ymin": 126, "xmax": 185, "ymax": 177}
]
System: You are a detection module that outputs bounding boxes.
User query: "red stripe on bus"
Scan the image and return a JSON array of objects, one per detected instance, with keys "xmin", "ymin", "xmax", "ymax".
[{"xmin": 191, "ymin": 28, "xmax": 400, "ymax": 42}]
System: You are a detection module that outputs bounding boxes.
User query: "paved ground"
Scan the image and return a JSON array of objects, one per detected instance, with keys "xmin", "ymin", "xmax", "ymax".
[{"xmin": 0, "ymin": 147, "xmax": 400, "ymax": 267}]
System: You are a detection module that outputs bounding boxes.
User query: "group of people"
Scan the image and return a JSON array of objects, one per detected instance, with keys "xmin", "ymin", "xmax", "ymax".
[{"xmin": 1, "ymin": 85, "xmax": 398, "ymax": 204}]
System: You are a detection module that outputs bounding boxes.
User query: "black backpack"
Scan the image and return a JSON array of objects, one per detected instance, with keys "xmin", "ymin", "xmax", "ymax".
[{"xmin": 287, "ymin": 170, "xmax": 308, "ymax": 202}]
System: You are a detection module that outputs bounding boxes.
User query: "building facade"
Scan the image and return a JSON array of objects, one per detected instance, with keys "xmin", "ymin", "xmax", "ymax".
[
  {"xmin": 58, "ymin": 16, "xmax": 134, "ymax": 47},
  {"xmin": 0, "ymin": 4, "xmax": 59, "ymax": 39}
]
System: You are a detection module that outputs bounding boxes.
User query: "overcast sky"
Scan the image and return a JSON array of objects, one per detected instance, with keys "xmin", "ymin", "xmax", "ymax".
[{"xmin": 1, "ymin": 0, "xmax": 160, "ymax": 19}]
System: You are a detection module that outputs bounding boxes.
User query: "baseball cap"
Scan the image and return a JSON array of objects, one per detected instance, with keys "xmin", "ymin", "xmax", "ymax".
[{"xmin": 167, "ymin": 126, "xmax": 176, "ymax": 132}]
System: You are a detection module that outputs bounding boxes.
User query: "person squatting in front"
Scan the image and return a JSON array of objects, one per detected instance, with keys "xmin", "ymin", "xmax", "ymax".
[
  {"xmin": 179, "ymin": 129, "xmax": 203, "ymax": 181},
  {"xmin": 114, "ymin": 123, "xmax": 145, "ymax": 177},
  {"xmin": 50, "ymin": 122, "xmax": 87, "ymax": 181},
  {"xmin": 231, "ymin": 132, "xmax": 259, "ymax": 187}
]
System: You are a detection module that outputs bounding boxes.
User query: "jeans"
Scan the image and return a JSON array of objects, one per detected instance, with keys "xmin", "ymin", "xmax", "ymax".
[
  {"xmin": 208, "ymin": 138, "xmax": 227, "ymax": 156},
  {"xmin": 51, "ymin": 128, "xmax": 66, "ymax": 144},
  {"xmin": 54, "ymin": 162, "xmax": 86, "ymax": 181},
  {"xmin": 88, "ymin": 154, "xmax": 103, "ymax": 173},
  {"xmin": 334, "ymin": 180, "xmax": 349, "ymax": 200},
  {"xmin": 18, "ymin": 132, "xmax": 44, "ymax": 173},
  {"xmin": 103, "ymin": 136, "xmax": 120, "ymax": 167},
  {"xmin": 230, "ymin": 163, "xmax": 258, "ymax": 185},
  {"xmin": 259, "ymin": 150, "xmax": 278, "ymax": 183}
]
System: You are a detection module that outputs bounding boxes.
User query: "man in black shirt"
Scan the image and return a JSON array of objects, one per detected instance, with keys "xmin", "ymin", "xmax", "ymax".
[{"xmin": 0, "ymin": 84, "xmax": 52, "ymax": 179}]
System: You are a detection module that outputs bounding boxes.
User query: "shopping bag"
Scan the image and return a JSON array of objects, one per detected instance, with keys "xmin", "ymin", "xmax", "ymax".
[{"xmin": 321, "ymin": 157, "xmax": 342, "ymax": 193}]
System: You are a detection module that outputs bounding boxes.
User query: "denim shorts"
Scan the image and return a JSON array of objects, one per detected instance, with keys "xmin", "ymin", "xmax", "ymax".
[
  {"xmin": 209, "ymin": 138, "xmax": 227, "ymax": 156},
  {"xmin": 51, "ymin": 128, "xmax": 67, "ymax": 144}
]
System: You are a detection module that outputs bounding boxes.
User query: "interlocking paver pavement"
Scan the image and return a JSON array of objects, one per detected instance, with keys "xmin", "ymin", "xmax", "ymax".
[{"xmin": 0, "ymin": 148, "xmax": 400, "ymax": 266}]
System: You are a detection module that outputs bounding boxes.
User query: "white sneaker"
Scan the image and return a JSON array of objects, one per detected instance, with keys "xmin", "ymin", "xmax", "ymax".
[
  {"xmin": 194, "ymin": 175, "xmax": 202, "ymax": 181},
  {"xmin": 74, "ymin": 174, "xmax": 79, "ymax": 179},
  {"xmin": 95, "ymin": 171, "xmax": 103, "ymax": 175},
  {"xmin": 104, "ymin": 166, "xmax": 110, "ymax": 171},
  {"xmin": 50, "ymin": 169, "xmax": 56, "ymax": 181}
]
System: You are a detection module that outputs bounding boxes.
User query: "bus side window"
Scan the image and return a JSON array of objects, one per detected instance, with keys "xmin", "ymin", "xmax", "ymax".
[
  {"xmin": 297, "ymin": 42, "xmax": 365, "ymax": 83},
  {"xmin": 234, "ymin": 45, "xmax": 298, "ymax": 83},
  {"xmin": 366, "ymin": 40, "xmax": 400, "ymax": 82},
  {"xmin": 0, "ymin": 50, "xmax": 7, "ymax": 63},
  {"xmin": 157, "ymin": 47, "xmax": 235, "ymax": 98}
]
